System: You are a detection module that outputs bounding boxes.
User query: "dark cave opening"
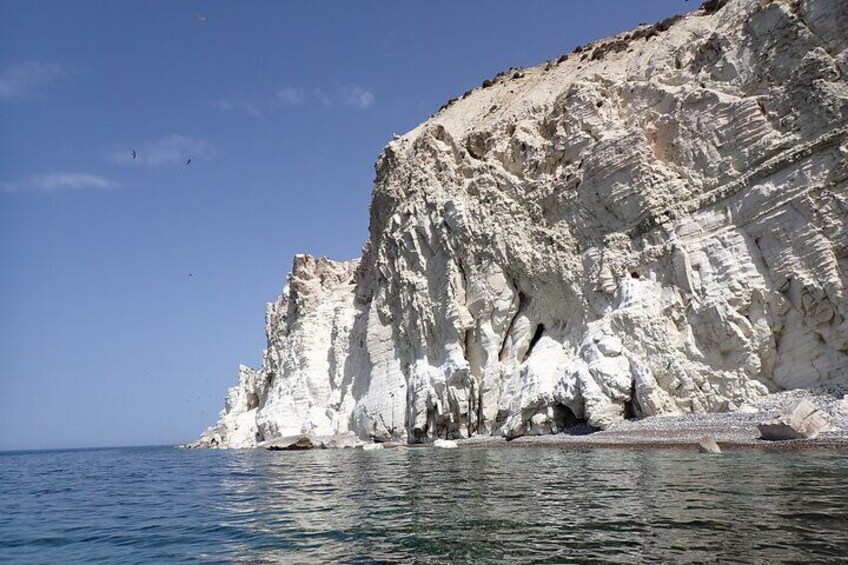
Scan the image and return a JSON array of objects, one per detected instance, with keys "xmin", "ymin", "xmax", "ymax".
[{"xmin": 553, "ymin": 403, "xmax": 579, "ymax": 428}]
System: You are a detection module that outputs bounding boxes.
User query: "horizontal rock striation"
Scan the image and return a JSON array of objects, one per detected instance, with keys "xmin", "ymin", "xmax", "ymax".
[{"xmin": 195, "ymin": 0, "xmax": 848, "ymax": 448}]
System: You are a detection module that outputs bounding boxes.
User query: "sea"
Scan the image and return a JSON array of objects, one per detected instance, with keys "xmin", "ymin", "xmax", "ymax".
[{"xmin": 1, "ymin": 445, "xmax": 847, "ymax": 563}]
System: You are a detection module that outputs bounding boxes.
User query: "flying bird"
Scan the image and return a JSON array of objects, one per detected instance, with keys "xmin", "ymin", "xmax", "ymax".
[
  {"xmin": 186, "ymin": 158, "xmax": 192, "ymax": 165},
  {"xmin": 132, "ymin": 150, "xmax": 137, "ymax": 159},
  {"xmin": 197, "ymin": 15, "xmax": 207, "ymax": 24}
]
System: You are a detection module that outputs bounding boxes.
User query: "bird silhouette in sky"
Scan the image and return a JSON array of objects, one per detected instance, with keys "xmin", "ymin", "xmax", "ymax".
[
  {"xmin": 186, "ymin": 158, "xmax": 192, "ymax": 165},
  {"xmin": 132, "ymin": 150, "xmax": 137, "ymax": 159}
]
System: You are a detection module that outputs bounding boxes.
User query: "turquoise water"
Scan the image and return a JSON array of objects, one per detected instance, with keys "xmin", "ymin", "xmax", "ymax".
[{"xmin": 1, "ymin": 446, "xmax": 847, "ymax": 563}]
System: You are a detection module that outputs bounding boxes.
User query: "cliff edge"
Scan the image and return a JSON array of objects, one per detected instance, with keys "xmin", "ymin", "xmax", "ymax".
[{"xmin": 195, "ymin": 0, "xmax": 848, "ymax": 447}]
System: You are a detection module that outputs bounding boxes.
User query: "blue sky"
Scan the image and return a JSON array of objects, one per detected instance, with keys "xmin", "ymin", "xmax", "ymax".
[{"xmin": 0, "ymin": 0, "xmax": 687, "ymax": 450}]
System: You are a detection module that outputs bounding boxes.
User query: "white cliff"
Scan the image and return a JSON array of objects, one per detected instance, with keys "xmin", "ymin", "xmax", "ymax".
[{"xmin": 195, "ymin": 0, "xmax": 848, "ymax": 448}]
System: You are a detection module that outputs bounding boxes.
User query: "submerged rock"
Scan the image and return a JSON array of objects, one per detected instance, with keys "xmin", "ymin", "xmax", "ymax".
[
  {"xmin": 758, "ymin": 399, "xmax": 834, "ymax": 440},
  {"xmin": 196, "ymin": 0, "xmax": 848, "ymax": 449}
]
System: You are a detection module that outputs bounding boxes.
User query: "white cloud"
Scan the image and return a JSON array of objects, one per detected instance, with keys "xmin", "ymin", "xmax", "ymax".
[
  {"xmin": 312, "ymin": 88, "xmax": 333, "ymax": 108},
  {"xmin": 0, "ymin": 63, "xmax": 65, "ymax": 100},
  {"xmin": 1, "ymin": 173, "xmax": 120, "ymax": 193},
  {"xmin": 111, "ymin": 134, "xmax": 215, "ymax": 166},
  {"xmin": 341, "ymin": 85, "xmax": 375, "ymax": 109},
  {"xmin": 211, "ymin": 98, "xmax": 262, "ymax": 116},
  {"xmin": 210, "ymin": 85, "xmax": 375, "ymax": 114},
  {"xmin": 275, "ymin": 87, "xmax": 305, "ymax": 106}
]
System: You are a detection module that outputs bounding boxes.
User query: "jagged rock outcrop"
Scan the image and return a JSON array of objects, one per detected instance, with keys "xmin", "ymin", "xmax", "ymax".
[
  {"xmin": 194, "ymin": 0, "xmax": 848, "ymax": 448},
  {"xmin": 758, "ymin": 398, "xmax": 834, "ymax": 439}
]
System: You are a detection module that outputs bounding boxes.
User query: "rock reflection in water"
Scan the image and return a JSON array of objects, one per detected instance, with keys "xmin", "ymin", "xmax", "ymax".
[
  {"xmin": 209, "ymin": 448, "xmax": 848, "ymax": 563},
  {"xmin": 1, "ymin": 446, "xmax": 846, "ymax": 563}
]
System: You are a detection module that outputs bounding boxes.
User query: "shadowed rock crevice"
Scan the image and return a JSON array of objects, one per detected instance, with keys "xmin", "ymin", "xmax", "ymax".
[{"xmin": 523, "ymin": 324, "xmax": 545, "ymax": 362}]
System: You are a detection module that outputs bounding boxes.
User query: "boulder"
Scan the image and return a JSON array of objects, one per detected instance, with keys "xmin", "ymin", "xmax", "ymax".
[
  {"xmin": 758, "ymin": 400, "xmax": 833, "ymax": 441},
  {"xmin": 265, "ymin": 434, "xmax": 320, "ymax": 450},
  {"xmin": 322, "ymin": 433, "xmax": 364, "ymax": 449},
  {"xmin": 380, "ymin": 441, "xmax": 409, "ymax": 449},
  {"xmin": 434, "ymin": 439, "xmax": 459, "ymax": 449},
  {"xmin": 697, "ymin": 436, "xmax": 721, "ymax": 454}
]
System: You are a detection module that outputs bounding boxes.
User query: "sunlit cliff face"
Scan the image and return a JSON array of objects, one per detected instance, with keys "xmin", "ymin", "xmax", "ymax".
[{"xmin": 197, "ymin": 0, "xmax": 848, "ymax": 447}]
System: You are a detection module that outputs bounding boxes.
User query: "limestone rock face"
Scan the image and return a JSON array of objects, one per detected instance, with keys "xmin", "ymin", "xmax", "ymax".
[
  {"xmin": 758, "ymin": 399, "xmax": 834, "ymax": 439},
  {"xmin": 194, "ymin": 255, "xmax": 361, "ymax": 447},
  {"xmin": 195, "ymin": 0, "xmax": 848, "ymax": 448}
]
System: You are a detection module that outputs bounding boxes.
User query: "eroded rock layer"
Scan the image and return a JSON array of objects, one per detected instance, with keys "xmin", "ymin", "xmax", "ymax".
[{"xmin": 196, "ymin": 0, "xmax": 848, "ymax": 448}]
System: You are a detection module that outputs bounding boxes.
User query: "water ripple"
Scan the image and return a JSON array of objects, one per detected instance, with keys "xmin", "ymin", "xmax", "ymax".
[{"xmin": 1, "ymin": 446, "xmax": 847, "ymax": 563}]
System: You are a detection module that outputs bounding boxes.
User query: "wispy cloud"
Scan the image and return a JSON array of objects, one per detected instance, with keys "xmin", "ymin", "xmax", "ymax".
[
  {"xmin": 1, "ymin": 173, "xmax": 120, "ymax": 194},
  {"xmin": 274, "ymin": 87, "xmax": 306, "ymax": 107},
  {"xmin": 211, "ymin": 98, "xmax": 262, "ymax": 117},
  {"xmin": 111, "ymin": 134, "xmax": 215, "ymax": 166},
  {"xmin": 211, "ymin": 85, "xmax": 375, "ymax": 115},
  {"xmin": 312, "ymin": 88, "xmax": 333, "ymax": 108},
  {"xmin": 0, "ymin": 63, "xmax": 65, "ymax": 100},
  {"xmin": 341, "ymin": 85, "xmax": 375, "ymax": 109}
]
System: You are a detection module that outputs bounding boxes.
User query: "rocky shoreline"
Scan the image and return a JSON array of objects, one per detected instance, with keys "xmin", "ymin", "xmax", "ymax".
[
  {"xmin": 183, "ymin": 387, "xmax": 848, "ymax": 451},
  {"xmin": 483, "ymin": 386, "xmax": 848, "ymax": 450},
  {"xmin": 409, "ymin": 387, "xmax": 848, "ymax": 450}
]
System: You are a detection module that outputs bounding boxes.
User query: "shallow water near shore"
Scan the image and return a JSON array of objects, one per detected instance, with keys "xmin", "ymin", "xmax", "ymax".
[{"xmin": 1, "ymin": 446, "xmax": 847, "ymax": 563}]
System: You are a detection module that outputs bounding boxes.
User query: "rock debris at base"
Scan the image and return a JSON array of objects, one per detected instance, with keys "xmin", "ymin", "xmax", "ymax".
[{"xmin": 758, "ymin": 398, "xmax": 834, "ymax": 440}]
